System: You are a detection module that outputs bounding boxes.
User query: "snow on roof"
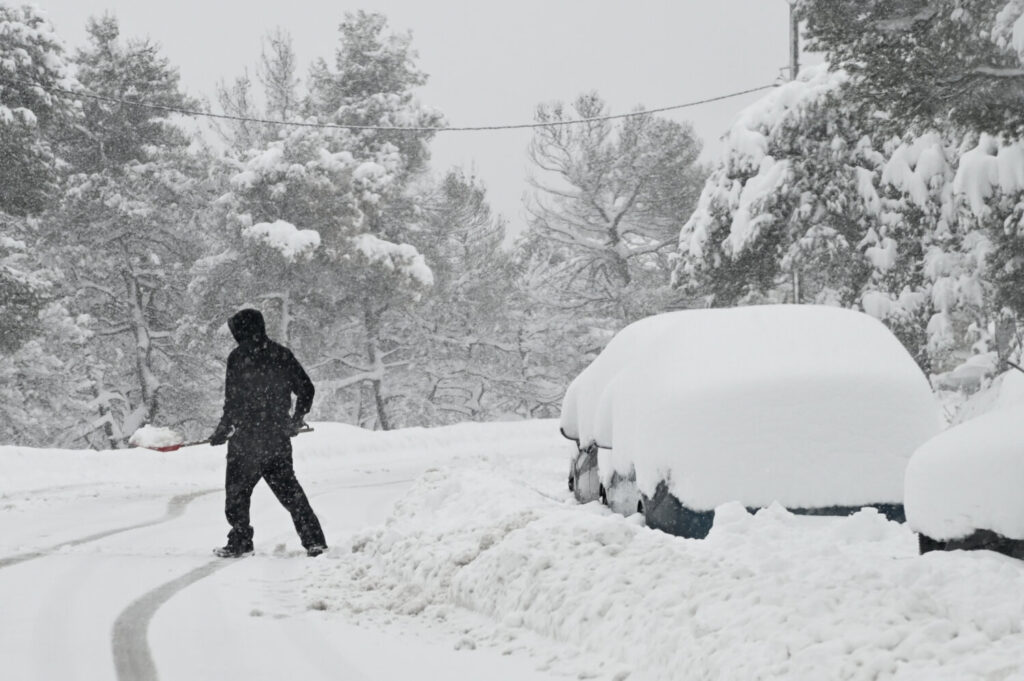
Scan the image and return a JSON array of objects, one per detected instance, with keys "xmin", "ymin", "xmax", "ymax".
[
  {"xmin": 906, "ymin": 405, "xmax": 1024, "ymax": 541},
  {"xmin": 570, "ymin": 305, "xmax": 942, "ymax": 510}
]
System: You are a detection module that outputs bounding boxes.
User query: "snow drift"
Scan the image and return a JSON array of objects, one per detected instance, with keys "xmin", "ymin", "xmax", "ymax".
[{"xmin": 321, "ymin": 460, "xmax": 1024, "ymax": 681}]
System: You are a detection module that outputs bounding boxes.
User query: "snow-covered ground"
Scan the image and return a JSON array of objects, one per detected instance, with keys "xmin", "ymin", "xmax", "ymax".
[{"xmin": 2, "ymin": 420, "xmax": 1024, "ymax": 680}]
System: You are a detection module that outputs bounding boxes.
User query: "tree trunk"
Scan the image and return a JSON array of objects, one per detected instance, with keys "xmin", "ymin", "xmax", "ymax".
[
  {"xmin": 89, "ymin": 368, "xmax": 117, "ymax": 449},
  {"xmin": 280, "ymin": 288, "xmax": 291, "ymax": 345},
  {"xmin": 362, "ymin": 303, "xmax": 391, "ymax": 431},
  {"xmin": 123, "ymin": 267, "xmax": 159, "ymax": 424}
]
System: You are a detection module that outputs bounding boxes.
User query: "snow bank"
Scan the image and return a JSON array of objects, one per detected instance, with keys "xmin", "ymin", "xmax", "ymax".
[
  {"xmin": 593, "ymin": 305, "xmax": 943, "ymax": 509},
  {"xmin": 906, "ymin": 406, "xmax": 1024, "ymax": 541},
  {"xmin": 315, "ymin": 463, "xmax": 1024, "ymax": 681},
  {"xmin": 127, "ymin": 425, "xmax": 183, "ymax": 449}
]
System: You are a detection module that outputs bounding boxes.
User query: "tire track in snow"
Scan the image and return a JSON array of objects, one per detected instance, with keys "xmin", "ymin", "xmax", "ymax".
[
  {"xmin": 110, "ymin": 475, "xmax": 416, "ymax": 681},
  {"xmin": 0, "ymin": 489, "xmax": 217, "ymax": 570},
  {"xmin": 112, "ymin": 558, "xmax": 233, "ymax": 681}
]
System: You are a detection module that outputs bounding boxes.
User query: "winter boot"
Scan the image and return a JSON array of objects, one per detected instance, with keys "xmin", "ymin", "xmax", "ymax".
[
  {"xmin": 306, "ymin": 544, "xmax": 327, "ymax": 557},
  {"xmin": 213, "ymin": 543, "xmax": 254, "ymax": 558}
]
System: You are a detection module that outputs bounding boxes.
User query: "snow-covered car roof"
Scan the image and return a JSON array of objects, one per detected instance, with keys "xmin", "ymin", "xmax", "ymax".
[
  {"xmin": 905, "ymin": 403, "xmax": 1024, "ymax": 542},
  {"xmin": 560, "ymin": 311, "xmax": 686, "ymax": 446},
  {"xmin": 563, "ymin": 305, "xmax": 943, "ymax": 510}
]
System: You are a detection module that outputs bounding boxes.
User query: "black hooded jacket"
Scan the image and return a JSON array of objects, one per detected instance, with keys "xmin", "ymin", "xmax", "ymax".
[{"xmin": 217, "ymin": 309, "xmax": 315, "ymax": 434}]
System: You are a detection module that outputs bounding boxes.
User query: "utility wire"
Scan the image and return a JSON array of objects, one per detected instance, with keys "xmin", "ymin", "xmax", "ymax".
[{"xmin": 1, "ymin": 76, "xmax": 778, "ymax": 133}]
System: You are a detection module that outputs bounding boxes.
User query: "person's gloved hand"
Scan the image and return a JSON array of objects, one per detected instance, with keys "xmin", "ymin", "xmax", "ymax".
[
  {"xmin": 209, "ymin": 422, "xmax": 232, "ymax": 446},
  {"xmin": 288, "ymin": 414, "xmax": 307, "ymax": 437}
]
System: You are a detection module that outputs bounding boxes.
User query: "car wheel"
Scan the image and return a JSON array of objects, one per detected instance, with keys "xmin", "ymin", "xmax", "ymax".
[
  {"xmin": 568, "ymin": 473, "xmax": 574, "ymax": 492},
  {"xmin": 599, "ymin": 484, "xmax": 608, "ymax": 506},
  {"xmin": 918, "ymin": 533, "xmax": 944, "ymax": 554}
]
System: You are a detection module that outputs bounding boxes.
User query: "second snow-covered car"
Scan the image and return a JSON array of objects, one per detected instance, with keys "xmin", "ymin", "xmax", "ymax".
[
  {"xmin": 560, "ymin": 305, "xmax": 944, "ymax": 538},
  {"xmin": 905, "ymin": 399, "xmax": 1024, "ymax": 559}
]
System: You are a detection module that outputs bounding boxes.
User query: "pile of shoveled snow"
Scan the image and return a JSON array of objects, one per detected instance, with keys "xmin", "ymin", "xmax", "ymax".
[{"xmin": 309, "ymin": 463, "xmax": 1024, "ymax": 681}]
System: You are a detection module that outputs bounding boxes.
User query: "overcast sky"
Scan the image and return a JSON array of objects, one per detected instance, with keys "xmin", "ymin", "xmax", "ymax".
[{"xmin": 36, "ymin": 0, "xmax": 811, "ymax": 237}]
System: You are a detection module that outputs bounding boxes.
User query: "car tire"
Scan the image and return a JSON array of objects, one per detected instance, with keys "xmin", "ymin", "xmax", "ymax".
[
  {"xmin": 568, "ymin": 473, "xmax": 574, "ymax": 492},
  {"xmin": 599, "ymin": 484, "xmax": 608, "ymax": 506},
  {"xmin": 918, "ymin": 533, "xmax": 944, "ymax": 554}
]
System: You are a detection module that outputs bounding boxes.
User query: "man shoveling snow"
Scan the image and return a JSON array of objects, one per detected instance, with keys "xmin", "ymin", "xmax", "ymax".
[{"xmin": 208, "ymin": 308, "xmax": 327, "ymax": 558}]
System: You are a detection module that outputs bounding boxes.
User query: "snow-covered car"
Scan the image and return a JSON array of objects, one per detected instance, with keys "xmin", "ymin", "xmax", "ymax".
[
  {"xmin": 905, "ymin": 404, "xmax": 1024, "ymax": 559},
  {"xmin": 560, "ymin": 305, "xmax": 945, "ymax": 538},
  {"xmin": 561, "ymin": 313, "xmax": 684, "ymax": 513}
]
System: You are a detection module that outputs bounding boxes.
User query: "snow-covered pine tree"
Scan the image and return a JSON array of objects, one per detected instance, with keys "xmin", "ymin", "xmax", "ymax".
[
  {"xmin": 302, "ymin": 12, "xmax": 443, "ymax": 430},
  {"xmin": 45, "ymin": 15, "xmax": 213, "ymax": 446},
  {"xmin": 528, "ymin": 93, "xmax": 704, "ymax": 318},
  {"xmin": 202, "ymin": 12, "xmax": 441, "ymax": 430},
  {"xmin": 0, "ymin": 5, "xmax": 79, "ymax": 216},
  {"xmin": 795, "ymin": 0, "xmax": 1024, "ymax": 377},
  {"xmin": 214, "ymin": 28, "xmax": 302, "ymax": 153},
  {"xmin": 398, "ymin": 169, "xmax": 532, "ymax": 422},
  {"xmin": 800, "ymin": 0, "xmax": 1024, "ymax": 138},
  {"xmin": 0, "ymin": 4, "xmax": 79, "ymax": 350},
  {"xmin": 0, "ymin": 7, "xmax": 95, "ymax": 446},
  {"xmin": 522, "ymin": 92, "xmax": 706, "ymax": 385},
  {"xmin": 676, "ymin": 67, "xmax": 878, "ymax": 308},
  {"xmin": 674, "ymin": 63, "xmax": 998, "ymax": 378}
]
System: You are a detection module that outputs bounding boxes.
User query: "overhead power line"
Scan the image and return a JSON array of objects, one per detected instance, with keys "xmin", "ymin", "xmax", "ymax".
[{"xmin": 1, "ymin": 76, "xmax": 778, "ymax": 133}]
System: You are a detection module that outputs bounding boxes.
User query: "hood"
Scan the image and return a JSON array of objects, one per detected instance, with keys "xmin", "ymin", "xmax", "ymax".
[{"xmin": 228, "ymin": 308, "xmax": 268, "ymax": 345}]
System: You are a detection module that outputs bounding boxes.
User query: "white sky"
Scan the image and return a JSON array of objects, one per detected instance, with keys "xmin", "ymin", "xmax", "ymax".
[{"xmin": 35, "ymin": 0, "xmax": 812, "ymax": 236}]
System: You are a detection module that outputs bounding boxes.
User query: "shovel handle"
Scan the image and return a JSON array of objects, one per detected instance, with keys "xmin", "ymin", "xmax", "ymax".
[{"xmin": 140, "ymin": 426, "xmax": 315, "ymax": 452}]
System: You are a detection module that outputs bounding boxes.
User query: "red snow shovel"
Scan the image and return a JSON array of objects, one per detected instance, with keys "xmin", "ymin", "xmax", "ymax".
[{"xmin": 137, "ymin": 426, "xmax": 315, "ymax": 452}]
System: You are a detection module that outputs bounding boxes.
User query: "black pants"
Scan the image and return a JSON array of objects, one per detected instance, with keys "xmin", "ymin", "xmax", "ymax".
[{"xmin": 224, "ymin": 430, "xmax": 326, "ymax": 550}]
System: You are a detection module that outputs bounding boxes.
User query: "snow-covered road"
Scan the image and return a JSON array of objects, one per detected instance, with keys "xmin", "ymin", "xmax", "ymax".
[
  {"xmin": 0, "ymin": 423, "xmax": 584, "ymax": 681},
  {"xmin": 3, "ymin": 420, "xmax": 1024, "ymax": 681}
]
